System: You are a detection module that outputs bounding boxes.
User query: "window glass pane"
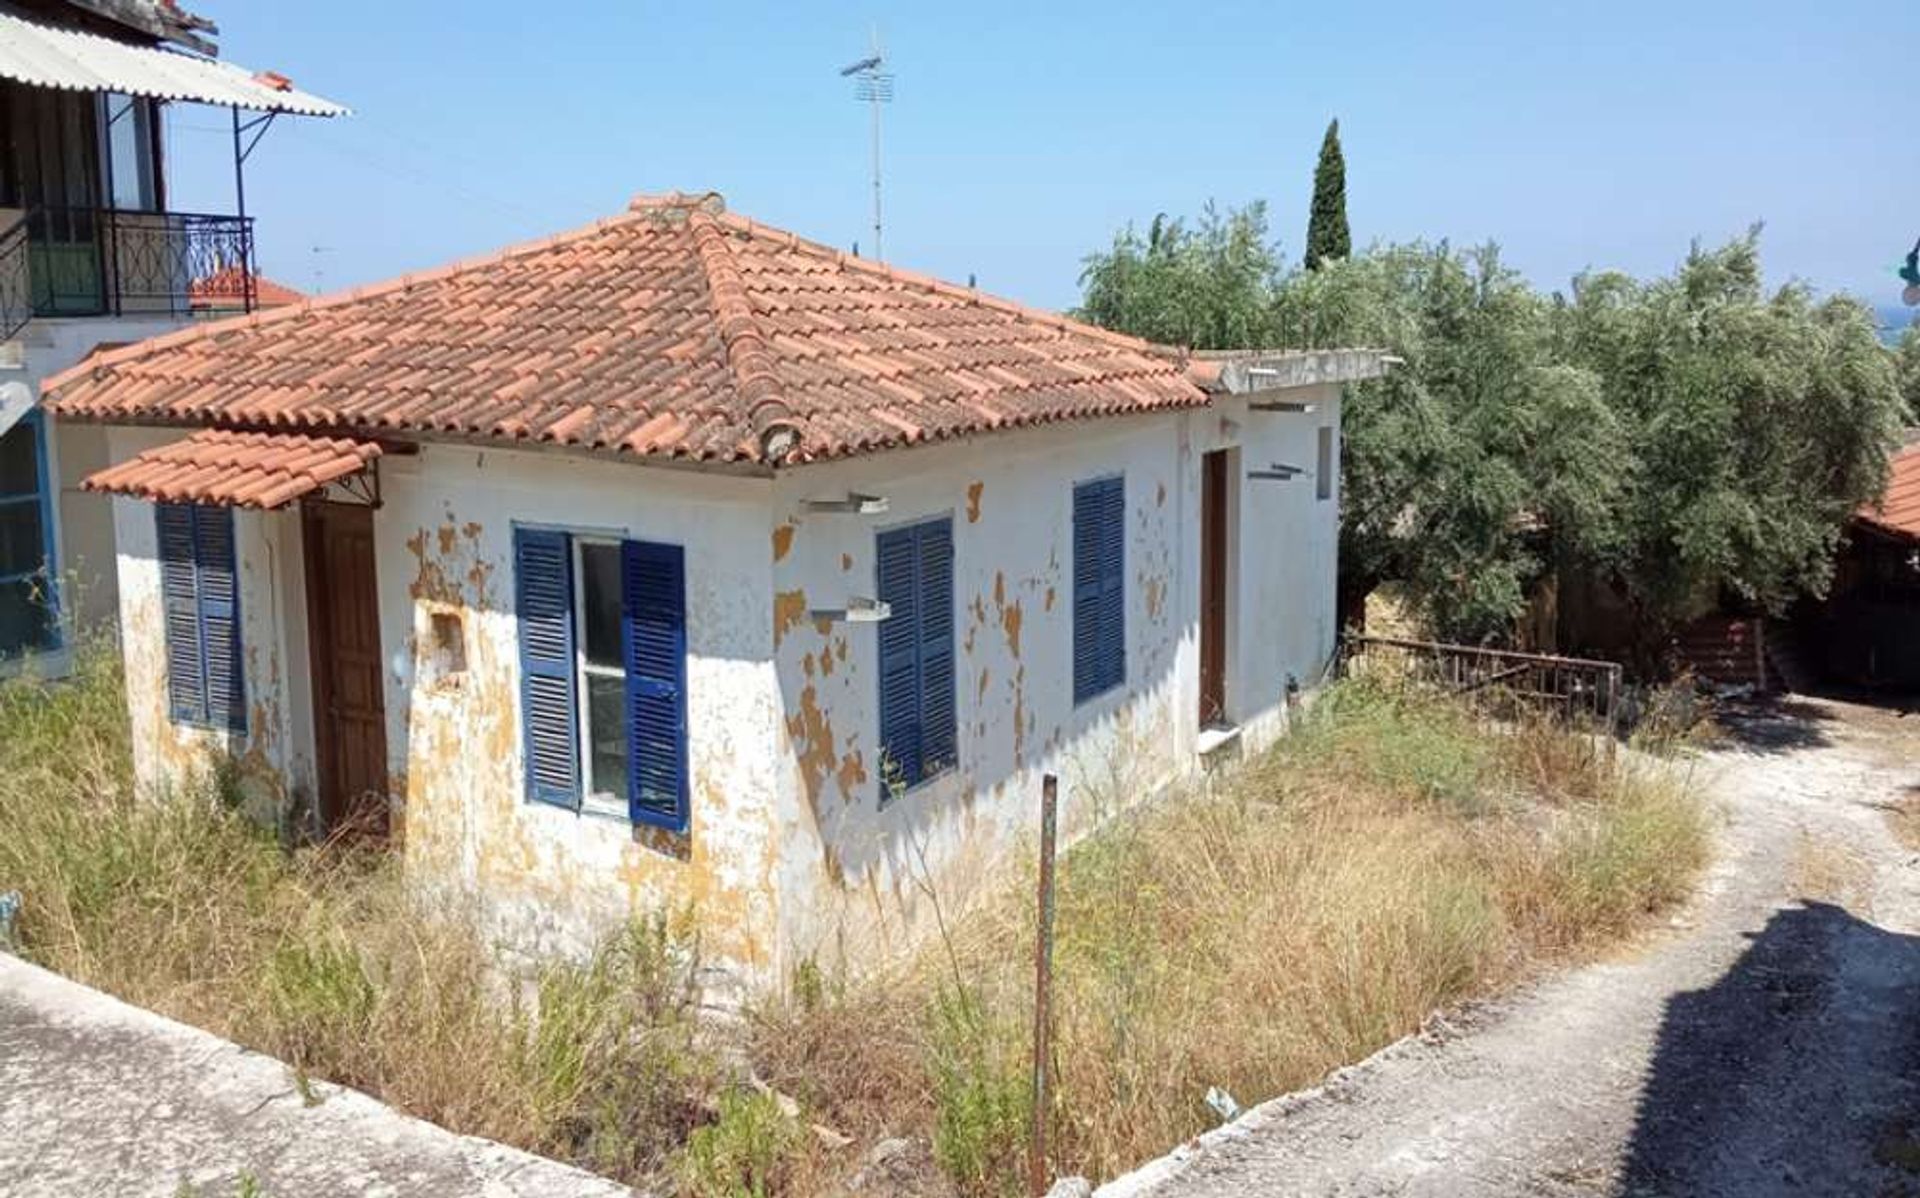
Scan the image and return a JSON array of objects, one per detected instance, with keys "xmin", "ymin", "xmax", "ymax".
[
  {"xmin": 104, "ymin": 94, "xmax": 155, "ymax": 211},
  {"xmin": 0, "ymin": 499, "xmax": 44, "ymax": 577},
  {"xmin": 586, "ymin": 673, "xmax": 629, "ymax": 800},
  {"xmin": 0, "ymin": 420, "xmax": 39, "ymax": 499},
  {"xmin": 579, "ymin": 541, "xmax": 623, "ymax": 669},
  {"xmin": 0, "ymin": 575, "xmax": 52, "ymax": 658}
]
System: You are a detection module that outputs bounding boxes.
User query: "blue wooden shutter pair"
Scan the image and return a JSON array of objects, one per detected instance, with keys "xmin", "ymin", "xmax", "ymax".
[
  {"xmin": 156, "ymin": 503, "xmax": 244, "ymax": 730},
  {"xmin": 876, "ymin": 518, "xmax": 955, "ymax": 798},
  {"xmin": 513, "ymin": 527, "xmax": 687, "ymax": 830},
  {"xmin": 1072, "ymin": 477, "xmax": 1126, "ymax": 703}
]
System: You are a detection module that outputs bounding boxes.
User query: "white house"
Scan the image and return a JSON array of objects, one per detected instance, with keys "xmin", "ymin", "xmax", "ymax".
[
  {"xmin": 0, "ymin": 0, "xmax": 343, "ymax": 675},
  {"xmin": 45, "ymin": 191, "xmax": 1386, "ymax": 984}
]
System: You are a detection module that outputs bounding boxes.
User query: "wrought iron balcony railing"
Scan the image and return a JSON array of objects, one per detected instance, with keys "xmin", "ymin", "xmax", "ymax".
[
  {"xmin": 0, "ymin": 205, "xmax": 256, "ymax": 336},
  {"xmin": 0, "ymin": 215, "xmax": 29, "ymax": 342}
]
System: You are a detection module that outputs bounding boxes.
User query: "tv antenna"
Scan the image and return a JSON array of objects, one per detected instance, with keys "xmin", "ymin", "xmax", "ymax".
[{"xmin": 839, "ymin": 30, "xmax": 893, "ymax": 261}]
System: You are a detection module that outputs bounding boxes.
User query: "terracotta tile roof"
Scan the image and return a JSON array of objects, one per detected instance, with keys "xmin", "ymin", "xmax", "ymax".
[
  {"xmin": 189, "ymin": 267, "xmax": 304, "ymax": 310},
  {"xmin": 81, "ymin": 429, "xmax": 382, "ymax": 509},
  {"xmin": 44, "ymin": 192, "xmax": 1210, "ymax": 468},
  {"xmin": 1859, "ymin": 437, "xmax": 1920, "ymax": 542}
]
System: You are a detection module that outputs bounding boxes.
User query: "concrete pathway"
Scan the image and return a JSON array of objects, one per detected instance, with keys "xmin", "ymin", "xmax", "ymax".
[
  {"xmin": 0, "ymin": 953, "xmax": 633, "ymax": 1198},
  {"xmin": 1102, "ymin": 695, "xmax": 1920, "ymax": 1198}
]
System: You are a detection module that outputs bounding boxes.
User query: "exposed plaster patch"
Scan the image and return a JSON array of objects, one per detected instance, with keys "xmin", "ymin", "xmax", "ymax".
[
  {"xmin": 1044, "ymin": 586, "xmax": 1056, "ymax": 613},
  {"xmin": 966, "ymin": 480, "xmax": 984, "ymax": 523},
  {"xmin": 772, "ymin": 522, "xmax": 796, "ymax": 563},
  {"xmin": 773, "ymin": 589, "xmax": 808, "ymax": 649},
  {"xmin": 840, "ymin": 552, "xmax": 853, "ymax": 572}
]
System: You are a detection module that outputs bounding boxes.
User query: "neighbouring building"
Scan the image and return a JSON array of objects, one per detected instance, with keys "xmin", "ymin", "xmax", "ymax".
[
  {"xmin": 0, "ymin": 0, "xmax": 343, "ymax": 673},
  {"xmin": 45, "ymin": 191, "xmax": 1387, "ymax": 985},
  {"xmin": 1796, "ymin": 433, "xmax": 1920, "ymax": 691}
]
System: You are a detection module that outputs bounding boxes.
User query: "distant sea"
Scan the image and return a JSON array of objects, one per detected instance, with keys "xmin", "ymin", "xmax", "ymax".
[{"xmin": 1876, "ymin": 303, "xmax": 1915, "ymax": 347}]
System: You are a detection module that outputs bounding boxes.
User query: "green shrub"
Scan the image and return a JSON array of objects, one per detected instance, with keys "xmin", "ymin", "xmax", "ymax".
[{"xmin": 677, "ymin": 1087, "xmax": 803, "ymax": 1198}]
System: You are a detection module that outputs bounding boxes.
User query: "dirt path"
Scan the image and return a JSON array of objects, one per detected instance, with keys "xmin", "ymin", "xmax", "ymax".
[{"xmin": 1105, "ymin": 695, "xmax": 1920, "ymax": 1198}]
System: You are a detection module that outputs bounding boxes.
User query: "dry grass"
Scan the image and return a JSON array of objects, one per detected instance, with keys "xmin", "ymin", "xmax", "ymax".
[
  {"xmin": 0, "ymin": 649, "xmax": 1707, "ymax": 1196},
  {"xmin": 761, "ymin": 680, "xmax": 1709, "ymax": 1190},
  {"xmin": 0, "ymin": 646, "xmax": 731, "ymax": 1190}
]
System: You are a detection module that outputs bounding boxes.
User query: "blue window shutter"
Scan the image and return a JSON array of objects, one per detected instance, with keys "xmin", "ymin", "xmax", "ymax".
[
  {"xmin": 875, "ymin": 525, "xmax": 922, "ymax": 796},
  {"xmin": 156, "ymin": 504, "xmax": 205, "ymax": 725},
  {"xmin": 621, "ymin": 539, "xmax": 688, "ymax": 832},
  {"xmin": 192, "ymin": 506, "xmax": 245, "ymax": 732},
  {"xmin": 1073, "ymin": 478, "xmax": 1125, "ymax": 702},
  {"xmin": 917, "ymin": 519, "xmax": 956, "ymax": 776},
  {"xmin": 514, "ymin": 527, "xmax": 579, "ymax": 808},
  {"xmin": 1097, "ymin": 479, "xmax": 1126, "ymax": 695}
]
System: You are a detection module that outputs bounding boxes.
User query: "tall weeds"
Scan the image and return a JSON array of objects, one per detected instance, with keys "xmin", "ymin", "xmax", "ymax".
[
  {"xmin": 760, "ymin": 678, "xmax": 1709, "ymax": 1190},
  {"xmin": 1, "ymin": 651, "xmax": 1705, "ymax": 1195}
]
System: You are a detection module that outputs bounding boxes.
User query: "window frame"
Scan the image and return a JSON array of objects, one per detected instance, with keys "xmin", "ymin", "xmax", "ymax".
[
  {"xmin": 156, "ymin": 501, "xmax": 244, "ymax": 733},
  {"xmin": 0, "ymin": 409, "xmax": 59, "ymax": 660},
  {"xmin": 570, "ymin": 535, "xmax": 630, "ymax": 821},
  {"xmin": 1071, "ymin": 473, "xmax": 1127, "ymax": 706},
  {"xmin": 874, "ymin": 514, "xmax": 957, "ymax": 803},
  {"xmin": 513, "ymin": 523, "xmax": 689, "ymax": 833},
  {"xmin": 1316, "ymin": 425, "xmax": 1335, "ymax": 502}
]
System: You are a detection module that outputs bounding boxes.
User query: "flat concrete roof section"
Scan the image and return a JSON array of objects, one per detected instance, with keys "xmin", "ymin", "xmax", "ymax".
[{"xmin": 0, "ymin": 953, "xmax": 634, "ymax": 1197}]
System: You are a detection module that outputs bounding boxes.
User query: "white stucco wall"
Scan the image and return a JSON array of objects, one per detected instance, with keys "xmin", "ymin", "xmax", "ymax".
[
  {"xmin": 106, "ymin": 425, "xmax": 308, "ymax": 824},
  {"xmin": 371, "ymin": 444, "xmax": 785, "ymax": 977},
  {"xmin": 766, "ymin": 385, "xmax": 1342, "ymax": 971},
  {"xmin": 97, "ymin": 378, "xmax": 1343, "ymax": 990}
]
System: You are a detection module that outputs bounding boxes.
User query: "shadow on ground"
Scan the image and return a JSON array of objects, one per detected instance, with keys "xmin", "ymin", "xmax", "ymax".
[
  {"xmin": 1711, "ymin": 695, "xmax": 1839, "ymax": 754},
  {"xmin": 1621, "ymin": 902, "xmax": 1920, "ymax": 1197}
]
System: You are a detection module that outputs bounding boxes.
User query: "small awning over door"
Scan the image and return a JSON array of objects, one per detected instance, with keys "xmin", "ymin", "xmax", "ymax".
[{"xmin": 82, "ymin": 429, "xmax": 381, "ymax": 509}]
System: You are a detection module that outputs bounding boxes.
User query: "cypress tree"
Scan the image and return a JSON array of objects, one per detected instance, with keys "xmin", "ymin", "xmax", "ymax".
[{"xmin": 1305, "ymin": 118, "xmax": 1350, "ymax": 270}]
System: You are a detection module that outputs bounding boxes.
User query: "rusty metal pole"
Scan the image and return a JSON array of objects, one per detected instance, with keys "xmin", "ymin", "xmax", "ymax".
[{"xmin": 1029, "ymin": 773, "xmax": 1059, "ymax": 1197}]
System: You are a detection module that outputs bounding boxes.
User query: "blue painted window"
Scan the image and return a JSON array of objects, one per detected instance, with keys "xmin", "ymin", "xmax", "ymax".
[
  {"xmin": 0, "ymin": 412, "xmax": 59, "ymax": 659},
  {"xmin": 513, "ymin": 526, "xmax": 688, "ymax": 831},
  {"xmin": 876, "ymin": 517, "xmax": 955, "ymax": 798},
  {"xmin": 1072, "ymin": 475, "xmax": 1126, "ymax": 703},
  {"xmin": 156, "ymin": 502, "xmax": 244, "ymax": 731}
]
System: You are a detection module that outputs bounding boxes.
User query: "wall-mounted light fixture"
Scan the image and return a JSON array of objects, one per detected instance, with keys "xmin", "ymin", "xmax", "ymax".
[
  {"xmin": 1247, "ymin": 462, "xmax": 1306, "ymax": 482},
  {"xmin": 810, "ymin": 596, "xmax": 892, "ymax": 623},
  {"xmin": 804, "ymin": 493, "xmax": 890, "ymax": 515}
]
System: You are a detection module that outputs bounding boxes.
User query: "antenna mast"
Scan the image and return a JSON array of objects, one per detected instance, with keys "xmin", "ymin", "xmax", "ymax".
[{"xmin": 839, "ymin": 30, "xmax": 893, "ymax": 261}]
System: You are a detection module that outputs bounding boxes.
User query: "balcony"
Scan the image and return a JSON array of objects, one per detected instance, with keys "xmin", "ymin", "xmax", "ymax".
[{"xmin": 0, "ymin": 206, "xmax": 257, "ymax": 340}]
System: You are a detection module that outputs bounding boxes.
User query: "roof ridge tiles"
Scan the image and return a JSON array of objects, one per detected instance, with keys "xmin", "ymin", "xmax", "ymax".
[{"xmin": 687, "ymin": 211, "xmax": 801, "ymax": 462}]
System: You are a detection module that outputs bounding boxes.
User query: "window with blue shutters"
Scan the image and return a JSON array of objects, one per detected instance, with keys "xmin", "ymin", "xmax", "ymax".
[
  {"xmin": 876, "ymin": 516, "xmax": 956, "ymax": 800},
  {"xmin": 1072, "ymin": 476, "xmax": 1126, "ymax": 704},
  {"xmin": 156, "ymin": 502, "xmax": 245, "ymax": 732},
  {"xmin": 513, "ymin": 526, "xmax": 688, "ymax": 831}
]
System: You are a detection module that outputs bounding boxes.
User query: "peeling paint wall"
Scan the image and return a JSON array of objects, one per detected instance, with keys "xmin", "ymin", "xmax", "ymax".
[
  {"xmin": 767, "ymin": 386, "xmax": 1343, "ymax": 970},
  {"xmin": 374, "ymin": 445, "xmax": 785, "ymax": 984},
  {"xmin": 100, "ymin": 379, "xmax": 1341, "ymax": 991},
  {"xmin": 107, "ymin": 426, "xmax": 312, "ymax": 826}
]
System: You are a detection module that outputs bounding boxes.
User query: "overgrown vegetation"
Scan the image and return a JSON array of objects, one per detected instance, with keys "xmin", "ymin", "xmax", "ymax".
[
  {"xmin": 1079, "ymin": 206, "xmax": 1910, "ymax": 656},
  {"xmin": 2, "ymin": 649, "xmax": 1705, "ymax": 1194},
  {"xmin": 0, "ymin": 644, "xmax": 727, "ymax": 1189},
  {"xmin": 756, "ymin": 679, "xmax": 1708, "ymax": 1189}
]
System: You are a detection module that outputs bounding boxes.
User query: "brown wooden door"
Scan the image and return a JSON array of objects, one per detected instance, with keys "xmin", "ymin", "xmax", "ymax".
[
  {"xmin": 303, "ymin": 501, "xmax": 388, "ymax": 837},
  {"xmin": 1200, "ymin": 450, "xmax": 1229, "ymax": 727}
]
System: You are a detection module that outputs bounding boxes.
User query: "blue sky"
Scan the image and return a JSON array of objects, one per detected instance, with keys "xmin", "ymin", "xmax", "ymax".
[{"xmin": 165, "ymin": 1, "xmax": 1915, "ymax": 318}]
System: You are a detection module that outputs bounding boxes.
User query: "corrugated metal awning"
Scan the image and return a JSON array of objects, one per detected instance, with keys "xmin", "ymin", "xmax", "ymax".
[
  {"xmin": 83, "ymin": 429, "xmax": 381, "ymax": 509},
  {"xmin": 0, "ymin": 10, "xmax": 347, "ymax": 116}
]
